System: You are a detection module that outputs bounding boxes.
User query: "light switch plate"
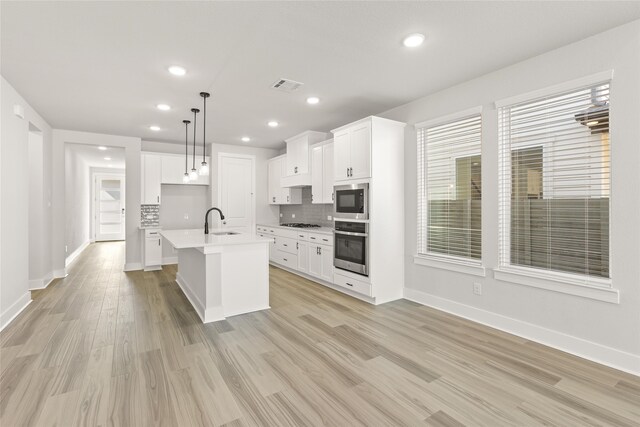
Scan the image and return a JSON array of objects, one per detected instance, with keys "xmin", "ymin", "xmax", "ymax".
[
  {"xmin": 327, "ymin": 215, "xmax": 332, "ymax": 221},
  {"xmin": 279, "ymin": 213, "xmax": 283, "ymax": 217},
  {"xmin": 292, "ymin": 214, "xmax": 295, "ymax": 218},
  {"xmin": 473, "ymin": 282, "xmax": 482, "ymax": 295}
]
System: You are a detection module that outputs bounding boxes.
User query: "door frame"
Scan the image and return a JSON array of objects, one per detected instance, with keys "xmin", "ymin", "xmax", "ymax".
[
  {"xmin": 217, "ymin": 153, "xmax": 256, "ymax": 231},
  {"xmin": 92, "ymin": 172, "xmax": 126, "ymax": 242}
]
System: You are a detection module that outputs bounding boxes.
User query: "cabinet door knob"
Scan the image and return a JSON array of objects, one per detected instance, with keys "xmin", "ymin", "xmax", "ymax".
[
  {"xmin": 319, "ymin": 247, "xmax": 322, "ymax": 255},
  {"xmin": 346, "ymin": 167, "xmax": 349, "ymax": 177},
  {"xmin": 287, "ymin": 195, "xmax": 290, "ymax": 202}
]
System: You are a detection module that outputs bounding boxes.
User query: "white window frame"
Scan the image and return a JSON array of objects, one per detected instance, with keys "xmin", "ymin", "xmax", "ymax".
[
  {"xmin": 494, "ymin": 70, "xmax": 618, "ymax": 304},
  {"xmin": 414, "ymin": 106, "xmax": 485, "ymax": 277}
]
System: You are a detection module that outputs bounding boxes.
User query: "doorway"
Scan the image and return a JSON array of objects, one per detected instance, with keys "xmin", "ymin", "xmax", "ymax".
[
  {"xmin": 94, "ymin": 174, "xmax": 126, "ymax": 241},
  {"xmin": 28, "ymin": 124, "xmax": 46, "ymax": 288},
  {"xmin": 217, "ymin": 153, "xmax": 255, "ymax": 230}
]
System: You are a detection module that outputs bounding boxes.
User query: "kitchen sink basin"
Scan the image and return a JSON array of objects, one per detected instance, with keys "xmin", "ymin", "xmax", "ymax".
[{"xmin": 211, "ymin": 231, "xmax": 239, "ymax": 236}]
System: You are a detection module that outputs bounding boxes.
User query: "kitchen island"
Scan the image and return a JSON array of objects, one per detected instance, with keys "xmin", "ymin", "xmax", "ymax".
[{"xmin": 160, "ymin": 228, "xmax": 271, "ymax": 323}]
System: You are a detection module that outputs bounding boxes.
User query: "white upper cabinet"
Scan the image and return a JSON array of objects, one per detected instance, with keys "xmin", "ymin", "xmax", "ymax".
[
  {"xmin": 311, "ymin": 141, "xmax": 334, "ymax": 204},
  {"xmin": 268, "ymin": 155, "xmax": 302, "ymax": 205},
  {"xmin": 333, "ymin": 120, "xmax": 371, "ymax": 182},
  {"xmin": 282, "ymin": 131, "xmax": 330, "ymax": 187},
  {"xmin": 141, "ymin": 153, "xmax": 162, "ymax": 204}
]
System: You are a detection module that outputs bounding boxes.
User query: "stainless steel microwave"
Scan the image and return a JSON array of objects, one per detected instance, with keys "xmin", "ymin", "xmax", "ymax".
[{"xmin": 334, "ymin": 183, "xmax": 368, "ymax": 220}]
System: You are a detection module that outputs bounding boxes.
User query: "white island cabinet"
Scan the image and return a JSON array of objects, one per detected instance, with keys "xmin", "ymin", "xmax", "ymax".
[{"xmin": 160, "ymin": 229, "xmax": 271, "ymax": 323}]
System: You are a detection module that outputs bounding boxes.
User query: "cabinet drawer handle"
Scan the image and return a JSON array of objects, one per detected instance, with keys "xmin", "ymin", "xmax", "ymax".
[
  {"xmin": 157, "ymin": 195, "xmax": 160, "ymax": 203},
  {"xmin": 283, "ymin": 258, "xmax": 288, "ymax": 262},
  {"xmin": 296, "ymin": 242, "xmax": 299, "ymax": 250},
  {"xmin": 287, "ymin": 195, "xmax": 290, "ymax": 202},
  {"xmin": 322, "ymin": 238, "xmax": 329, "ymax": 242},
  {"xmin": 346, "ymin": 282, "xmax": 354, "ymax": 287},
  {"xmin": 346, "ymin": 167, "xmax": 349, "ymax": 177},
  {"xmin": 158, "ymin": 239, "xmax": 161, "ymax": 246},
  {"xmin": 310, "ymin": 237, "xmax": 316, "ymax": 240},
  {"xmin": 283, "ymin": 244, "xmax": 287, "ymax": 247}
]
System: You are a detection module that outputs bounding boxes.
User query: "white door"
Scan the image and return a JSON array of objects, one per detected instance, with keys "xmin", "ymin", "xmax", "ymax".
[
  {"xmin": 320, "ymin": 245, "xmax": 334, "ymax": 282},
  {"xmin": 218, "ymin": 154, "xmax": 255, "ymax": 230},
  {"xmin": 322, "ymin": 144, "xmax": 334, "ymax": 203},
  {"xmin": 95, "ymin": 175, "xmax": 125, "ymax": 241},
  {"xmin": 311, "ymin": 145, "xmax": 323, "ymax": 204},
  {"xmin": 333, "ymin": 131, "xmax": 350, "ymax": 181},
  {"xmin": 297, "ymin": 240, "xmax": 309, "ymax": 273},
  {"xmin": 308, "ymin": 245, "xmax": 322, "ymax": 278},
  {"xmin": 349, "ymin": 123, "xmax": 371, "ymax": 180}
]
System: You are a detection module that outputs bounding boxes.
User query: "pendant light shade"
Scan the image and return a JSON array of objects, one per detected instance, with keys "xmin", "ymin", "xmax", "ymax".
[
  {"xmin": 199, "ymin": 92, "xmax": 210, "ymax": 176},
  {"xmin": 190, "ymin": 108, "xmax": 200, "ymax": 181},
  {"xmin": 182, "ymin": 119, "xmax": 191, "ymax": 183}
]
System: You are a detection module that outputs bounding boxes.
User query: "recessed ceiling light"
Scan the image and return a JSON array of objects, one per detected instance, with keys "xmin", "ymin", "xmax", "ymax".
[
  {"xmin": 97, "ymin": 146, "xmax": 107, "ymax": 151},
  {"xmin": 168, "ymin": 66, "xmax": 186, "ymax": 76},
  {"xmin": 403, "ymin": 33, "xmax": 425, "ymax": 48},
  {"xmin": 267, "ymin": 121, "xmax": 279, "ymax": 128},
  {"xmin": 306, "ymin": 96, "xmax": 320, "ymax": 105},
  {"xmin": 107, "ymin": 165, "xmax": 113, "ymax": 168},
  {"xmin": 241, "ymin": 136, "xmax": 251, "ymax": 142},
  {"xmin": 104, "ymin": 157, "xmax": 111, "ymax": 161},
  {"xmin": 149, "ymin": 125, "xmax": 161, "ymax": 131},
  {"xmin": 157, "ymin": 104, "xmax": 171, "ymax": 111}
]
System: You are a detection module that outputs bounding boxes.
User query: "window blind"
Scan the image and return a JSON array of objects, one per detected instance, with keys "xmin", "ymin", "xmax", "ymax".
[
  {"xmin": 417, "ymin": 114, "xmax": 482, "ymax": 261},
  {"xmin": 498, "ymin": 82, "xmax": 610, "ymax": 280}
]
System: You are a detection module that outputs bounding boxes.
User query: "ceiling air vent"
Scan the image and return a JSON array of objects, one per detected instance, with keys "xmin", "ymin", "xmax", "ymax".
[{"xmin": 270, "ymin": 78, "xmax": 303, "ymax": 92}]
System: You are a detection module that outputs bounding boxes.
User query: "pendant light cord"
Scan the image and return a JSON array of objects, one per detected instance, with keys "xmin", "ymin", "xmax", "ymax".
[
  {"xmin": 191, "ymin": 108, "xmax": 199, "ymax": 170},
  {"xmin": 183, "ymin": 120, "xmax": 190, "ymax": 174}
]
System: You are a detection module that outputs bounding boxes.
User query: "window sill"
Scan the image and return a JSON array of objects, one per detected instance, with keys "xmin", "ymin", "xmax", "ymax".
[
  {"xmin": 493, "ymin": 267, "xmax": 619, "ymax": 304},
  {"xmin": 414, "ymin": 255, "xmax": 486, "ymax": 277}
]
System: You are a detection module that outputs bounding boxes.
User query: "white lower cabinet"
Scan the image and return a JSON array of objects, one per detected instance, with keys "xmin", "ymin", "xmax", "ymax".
[
  {"xmin": 308, "ymin": 243, "xmax": 333, "ymax": 283},
  {"xmin": 297, "ymin": 240, "xmax": 309, "ymax": 273},
  {"xmin": 143, "ymin": 229, "xmax": 162, "ymax": 271}
]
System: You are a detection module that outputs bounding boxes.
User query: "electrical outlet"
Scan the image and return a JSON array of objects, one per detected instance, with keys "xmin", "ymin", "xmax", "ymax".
[
  {"xmin": 292, "ymin": 214, "xmax": 295, "ymax": 218},
  {"xmin": 65, "ymin": 245, "xmax": 68, "ymax": 253},
  {"xmin": 327, "ymin": 215, "xmax": 332, "ymax": 221},
  {"xmin": 279, "ymin": 213, "xmax": 283, "ymax": 218},
  {"xmin": 183, "ymin": 213, "xmax": 189, "ymax": 220},
  {"xmin": 473, "ymin": 282, "xmax": 482, "ymax": 295}
]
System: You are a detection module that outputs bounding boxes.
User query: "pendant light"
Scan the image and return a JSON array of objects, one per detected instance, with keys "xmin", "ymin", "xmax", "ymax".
[
  {"xmin": 182, "ymin": 119, "xmax": 191, "ymax": 183},
  {"xmin": 189, "ymin": 108, "xmax": 200, "ymax": 180},
  {"xmin": 199, "ymin": 92, "xmax": 210, "ymax": 176}
]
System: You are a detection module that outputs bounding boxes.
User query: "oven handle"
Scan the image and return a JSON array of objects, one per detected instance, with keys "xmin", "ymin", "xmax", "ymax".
[{"xmin": 334, "ymin": 230, "xmax": 368, "ymax": 237}]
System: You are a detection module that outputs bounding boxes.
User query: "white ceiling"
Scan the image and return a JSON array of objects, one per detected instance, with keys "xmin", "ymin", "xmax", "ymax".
[
  {"xmin": 3, "ymin": 2, "xmax": 640, "ymax": 149},
  {"xmin": 66, "ymin": 143, "xmax": 126, "ymax": 170}
]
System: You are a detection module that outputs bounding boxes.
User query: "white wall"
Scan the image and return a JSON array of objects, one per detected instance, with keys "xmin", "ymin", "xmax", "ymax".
[
  {"xmin": 379, "ymin": 20, "xmax": 640, "ymax": 374},
  {"xmin": 28, "ymin": 129, "xmax": 45, "ymax": 284},
  {"xmin": 1, "ymin": 76, "xmax": 53, "ymax": 329},
  {"xmin": 65, "ymin": 145, "xmax": 91, "ymax": 258},
  {"xmin": 160, "ymin": 184, "xmax": 208, "ymax": 260},
  {"xmin": 53, "ymin": 130, "xmax": 142, "ymax": 271}
]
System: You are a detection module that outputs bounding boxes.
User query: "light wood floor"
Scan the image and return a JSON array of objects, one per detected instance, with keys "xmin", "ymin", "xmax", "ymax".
[{"xmin": 1, "ymin": 242, "xmax": 639, "ymax": 426}]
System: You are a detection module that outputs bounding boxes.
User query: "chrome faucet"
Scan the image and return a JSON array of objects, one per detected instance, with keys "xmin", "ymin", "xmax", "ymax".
[{"xmin": 204, "ymin": 207, "xmax": 225, "ymax": 234}]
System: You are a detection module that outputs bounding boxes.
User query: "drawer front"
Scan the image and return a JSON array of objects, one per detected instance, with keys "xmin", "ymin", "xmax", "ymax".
[
  {"xmin": 296, "ymin": 232, "xmax": 309, "ymax": 242},
  {"xmin": 273, "ymin": 228, "xmax": 298, "ymax": 239},
  {"xmin": 333, "ymin": 273, "xmax": 372, "ymax": 297},
  {"xmin": 274, "ymin": 250, "xmax": 297, "ymax": 270},
  {"xmin": 276, "ymin": 236, "xmax": 297, "ymax": 254},
  {"xmin": 145, "ymin": 229, "xmax": 161, "ymax": 238},
  {"xmin": 308, "ymin": 232, "xmax": 333, "ymax": 246}
]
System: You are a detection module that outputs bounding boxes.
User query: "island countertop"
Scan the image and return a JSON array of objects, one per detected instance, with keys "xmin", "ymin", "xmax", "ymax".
[{"xmin": 160, "ymin": 228, "xmax": 272, "ymax": 249}]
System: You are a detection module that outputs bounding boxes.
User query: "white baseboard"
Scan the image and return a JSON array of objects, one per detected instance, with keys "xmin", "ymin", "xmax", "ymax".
[
  {"xmin": 175, "ymin": 272, "xmax": 224, "ymax": 323},
  {"xmin": 403, "ymin": 287, "xmax": 640, "ymax": 377},
  {"xmin": 29, "ymin": 272, "xmax": 55, "ymax": 290},
  {"xmin": 162, "ymin": 256, "xmax": 178, "ymax": 265},
  {"xmin": 0, "ymin": 292, "xmax": 32, "ymax": 332},
  {"xmin": 53, "ymin": 269, "xmax": 67, "ymax": 279},
  {"xmin": 123, "ymin": 262, "xmax": 142, "ymax": 272},
  {"xmin": 65, "ymin": 240, "xmax": 90, "ymax": 267}
]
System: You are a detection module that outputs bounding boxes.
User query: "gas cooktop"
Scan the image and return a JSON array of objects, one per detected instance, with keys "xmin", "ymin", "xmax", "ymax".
[{"xmin": 280, "ymin": 223, "xmax": 322, "ymax": 228}]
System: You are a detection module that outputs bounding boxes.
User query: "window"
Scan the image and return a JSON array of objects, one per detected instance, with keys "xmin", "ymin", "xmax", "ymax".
[
  {"xmin": 498, "ymin": 82, "xmax": 610, "ymax": 281},
  {"xmin": 417, "ymin": 111, "xmax": 482, "ymax": 262}
]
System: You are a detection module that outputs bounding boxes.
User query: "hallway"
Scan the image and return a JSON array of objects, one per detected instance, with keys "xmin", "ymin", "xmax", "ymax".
[{"xmin": 1, "ymin": 242, "xmax": 639, "ymax": 426}]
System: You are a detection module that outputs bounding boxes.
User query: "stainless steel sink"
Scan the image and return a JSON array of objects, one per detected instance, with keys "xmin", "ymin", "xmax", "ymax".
[{"xmin": 211, "ymin": 231, "xmax": 239, "ymax": 236}]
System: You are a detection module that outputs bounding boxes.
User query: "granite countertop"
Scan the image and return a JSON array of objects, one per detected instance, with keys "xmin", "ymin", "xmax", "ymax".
[
  {"xmin": 257, "ymin": 223, "xmax": 334, "ymax": 235},
  {"xmin": 161, "ymin": 228, "xmax": 272, "ymax": 249}
]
